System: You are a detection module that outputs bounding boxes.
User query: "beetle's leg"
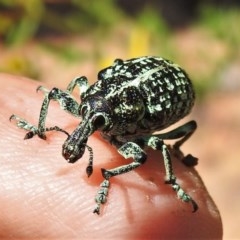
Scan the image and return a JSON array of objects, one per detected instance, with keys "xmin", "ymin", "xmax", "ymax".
[
  {"xmin": 11, "ymin": 86, "xmax": 80, "ymax": 140},
  {"xmin": 145, "ymin": 136, "xmax": 198, "ymax": 212},
  {"xmin": 10, "ymin": 115, "xmax": 70, "ymax": 139},
  {"xmin": 66, "ymin": 76, "xmax": 89, "ymax": 99},
  {"xmin": 93, "ymin": 141, "xmax": 147, "ymax": 214},
  {"xmin": 172, "ymin": 120, "xmax": 197, "ymax": 149},
  {"xmin": 36, "ymin": 76, "xmax": 89, "ymax": 137},
  {"xmin": 37, "ymin": 86, "xmax": 82, "ymax": 139},
  {"xmin": 154, "ymin": 120, "xmax": 197, "ymax": 145},
  {"xmin": 154, "ymin": 120, "xmax": 198, "ymax": 166},
  {"xmin": 10, "ymin": 115, "xmax": 39, "ymax": 137}
]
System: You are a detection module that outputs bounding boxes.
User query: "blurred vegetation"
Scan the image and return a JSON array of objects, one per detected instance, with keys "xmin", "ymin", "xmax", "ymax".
[
  {"xmin": 0, "ymin": 0, "xmax": 240, "ymax": 98},
  {"xmin": 198, "ymin": 5, "xmax": 240, "ymax": 54},
  {"xmin": 194, "ymin": 5, "xmax": 240, "ymax": 96},
  {"xmin": 0, "ymin": 0, "xmax": 122, "ymax": 44}
]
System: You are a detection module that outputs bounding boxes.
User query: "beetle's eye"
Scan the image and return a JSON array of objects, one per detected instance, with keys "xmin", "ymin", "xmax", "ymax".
[{"xmin": 93, "ymin": 114, "xmax": 105, "ymax": 129}]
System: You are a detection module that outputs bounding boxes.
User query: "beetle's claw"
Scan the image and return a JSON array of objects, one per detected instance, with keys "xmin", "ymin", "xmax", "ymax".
[
  {"xmin": 24, "ymin": 131, "xmax": 46, "ymax": 140},
  {"xmin": 36, "ymin": 85, "xmax": 49, "ymax": 94},
  {"xmin": 9, "ymin": 114, "xmax": 22, "ymax": 123},
  {"xmin": 24, "ymin": 131, "xmax": 35, "ymax": 139},
  {"xmin": 93, "ymin": 205, "xmax": 100, "ymax": 215},
  {"xmin": 191, "ymin": 199, "xmax": 198, "ymax": 213},
  {"xmin": 86, "ymin": 165, "xmax": 93, "ymax": 177},
  {"xmin": 9, "ymin": 114, "xmax": 15, "ymax": 122},
  {"xmin": 182, "ymin": 154, "xmax": 198, "ymax": 167}
]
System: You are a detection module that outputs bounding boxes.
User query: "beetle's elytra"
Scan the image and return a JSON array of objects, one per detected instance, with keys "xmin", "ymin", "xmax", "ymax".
[{"xmin": 10, "ymin": 56, "xmax": 198, "ymax": 214}]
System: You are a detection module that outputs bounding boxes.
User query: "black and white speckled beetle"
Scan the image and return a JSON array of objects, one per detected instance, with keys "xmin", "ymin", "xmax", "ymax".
[{"xmin": 10, "ymin": 56, "xmax": 198, "ymax": 214}]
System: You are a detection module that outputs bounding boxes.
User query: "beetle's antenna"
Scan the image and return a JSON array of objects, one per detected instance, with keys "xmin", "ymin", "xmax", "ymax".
[
  {"xmin": 45, "ymin": 126, "xmax": 70, "ymax": 137},
  {"xmin": 85, "ymin": 144, "xmax": 94, "ymax": 177}
]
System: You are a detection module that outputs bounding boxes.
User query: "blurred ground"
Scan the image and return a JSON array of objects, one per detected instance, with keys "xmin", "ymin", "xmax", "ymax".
[{"xmin": 0, "ymin": 2, "xmax": 240, "ymax": 239}]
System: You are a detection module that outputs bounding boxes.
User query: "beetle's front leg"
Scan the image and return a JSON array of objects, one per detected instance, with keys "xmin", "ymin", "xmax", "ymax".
[
  {"xmin": 36, "ymin": 76, "xmax": 89, "ymax": 138},
  {"xmin": 36, "ymin": 86, "xmax": 81, "ymax": 139},
  {"xmin": 9, "ymin": 115, "xmax": 39, "ymax": 138},
  {"xmin": 66, "ymin": 76, "xmax": 89, "ymax": 99},
  {"xmin": 10, "ymin": 114, "xmax": 70, "ymax": 140},
  {"xmin": 93, "ymin": 142, "xmax": 147, "ymax": 214},
  {"xmin": 146, "ymin": 136, "xmax": 198, "ymax": 212},
  {"xmin": 11, "ymin": 86, "xmax": 81, "ymax": 140}
]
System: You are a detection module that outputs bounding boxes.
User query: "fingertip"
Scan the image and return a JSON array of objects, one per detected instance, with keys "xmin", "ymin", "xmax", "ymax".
[
  {"xmin": 1, "ymin": 75, "xmax": 222, "ymax": 238},
  {"xmin": 86, "ymin": 136, "xmax": 222, "ymax": 238}
]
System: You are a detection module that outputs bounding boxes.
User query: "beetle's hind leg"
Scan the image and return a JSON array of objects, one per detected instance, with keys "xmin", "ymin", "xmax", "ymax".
[
  {"xmin": 171, "ymin": 120, "xmax": 197, "ymax": 149},
  {"xmin": 172, "ymin": 120, "xmax": 198, "ymax": 167},
  {"xmin": 154, "ymin": 120, "xmax": 198, "ymax": 167},
  {"xmin": 145, "ymin": 136, "xmax": 198, "ymax": 212}
]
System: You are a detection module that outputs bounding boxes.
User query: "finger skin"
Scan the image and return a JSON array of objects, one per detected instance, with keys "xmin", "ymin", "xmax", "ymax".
[{"xmin": 0, "ymin": 74, "xmax": 222, "ymax": 239}]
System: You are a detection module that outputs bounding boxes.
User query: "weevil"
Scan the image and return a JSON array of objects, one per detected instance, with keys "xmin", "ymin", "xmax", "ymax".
[{"xmin": 10, "ymin": 56, "xmax": 198, "ymax": 214}]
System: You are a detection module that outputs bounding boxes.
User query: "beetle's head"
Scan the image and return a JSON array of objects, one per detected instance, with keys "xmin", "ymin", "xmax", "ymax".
[{"xmin": 62, "ymin": 96, "xmax": 112, "ymax": 163}]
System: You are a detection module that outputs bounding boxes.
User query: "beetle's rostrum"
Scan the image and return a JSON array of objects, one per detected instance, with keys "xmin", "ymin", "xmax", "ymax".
[{"xmin": 10, "ymin": 56, "xmax": 198, "ymax": 214}]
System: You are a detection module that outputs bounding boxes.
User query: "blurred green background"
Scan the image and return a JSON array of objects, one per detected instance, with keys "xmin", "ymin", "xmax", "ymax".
[
  {"xmin": 0, "ymin": 0, "xmax": 240, "ymax": 238},
  {"xmin": 1, "ymin": 0, "xmax": 240, "ymax": 97}
]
